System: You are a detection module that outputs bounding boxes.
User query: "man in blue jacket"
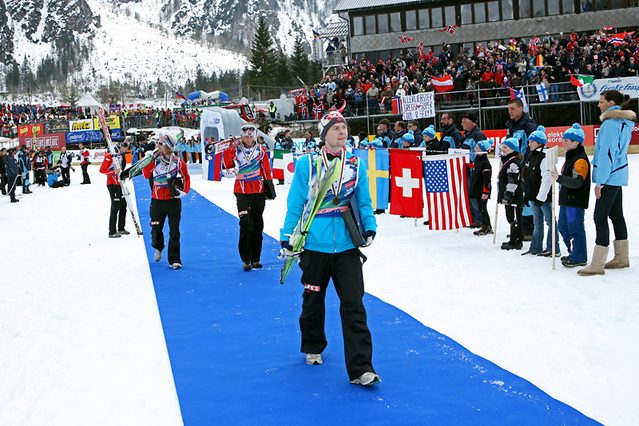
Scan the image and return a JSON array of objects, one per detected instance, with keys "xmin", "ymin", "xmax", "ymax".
[
  {"xmin": 5, "ymin": 147, "xmax": 20, "ymax": 203},
  {"xmin": 280, "ymin": 110, "xmax": 380, "ymax": 386}
]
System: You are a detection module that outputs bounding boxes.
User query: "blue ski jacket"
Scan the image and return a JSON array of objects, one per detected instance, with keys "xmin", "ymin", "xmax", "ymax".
[
  {"xmin": 592, "ymin": 106, "xmax": 635, "ymax": 187},
  {"xmin": 280, "ymin": 150, "xmax": 377, "ymax": 254}
]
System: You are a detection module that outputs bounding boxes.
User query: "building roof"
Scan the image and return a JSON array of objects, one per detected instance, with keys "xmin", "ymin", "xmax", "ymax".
[
  {"xmin": 321, "ymin": 21, "xmax": 349, "ymax": 38},
  {"xmin": 334, "ymin": 0, "xmax": 428, "ymax": 13}
]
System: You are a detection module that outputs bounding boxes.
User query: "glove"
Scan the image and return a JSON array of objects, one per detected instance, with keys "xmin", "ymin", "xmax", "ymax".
[
  {"xmin": 363, "ymin": 230, "xmax": 376, "ymax": 247},
  {"xmin": 534, "ymin": 200, "xmax": 544, "ymax": 207},
  {"xmin": 174, "ymin": 189, "xmax": 187, "ymax": 199},
  {"xmin": 279, "ymin": 241, "xmax": 302, "ymax": 258}
]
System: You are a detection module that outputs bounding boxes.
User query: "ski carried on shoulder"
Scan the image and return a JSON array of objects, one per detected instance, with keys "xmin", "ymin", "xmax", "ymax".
[
  {"xmin": 97, "ymin": 107, "xmax": 144, "ymax": 236},
  {"xmin": 279, "ymin": 156, "xmax": 342, "ymax": 284},
  {"xmin": 119, "ymin": 154, "xmax": 154, "ymax": 181}
]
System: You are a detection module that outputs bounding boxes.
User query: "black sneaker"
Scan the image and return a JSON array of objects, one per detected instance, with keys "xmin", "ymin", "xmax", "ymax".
[
  {"xmin": 118, "ymin": 229, "xmax": 131, "ymax": 235},
  {"xmin": 109, "ymin": 233, "xmax": 121, "ymax": 238},
  {"xmin": 501, "ymin": 241, "xmax": 523, "ymax": 250},
  {"xmin": 521, "ymin": 250, "xmax": 537, "ymax": 256},
  {"xmin": 373, "ymin": 209, "xmax": 385, "ymax": 215},
  {"xmin": 10, "ymin": 199, "xmax": 19, "ymax": 203},
  {"xmin": 243, "ymin": 262, "xmax": 253, "ymax": 271},
  {"xmin": 560, "ymin": 255, "xmax": 570, "ymax": 262},
  {"xmin": 251, "ymin": 262, "xmax": 263, "ymax": 269},
  {"xmin": 538, "ymin": 250, "xmax": 560, "ymax": 258},
  {"xmin": 562, "ymin": 258, "xmax": 587, "ymax": 268}
]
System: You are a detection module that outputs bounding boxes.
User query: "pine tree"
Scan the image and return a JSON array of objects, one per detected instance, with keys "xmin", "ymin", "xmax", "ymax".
[
  {"xmin": 246, "ymin": 16, "xmax": 278, "ymax": 97},
  {"xmin": 275, "ymin": 48, "xmax": 292, "ymax": 89},
  {"xmin": 290, "ymin": 36, "xmax": 310, "ymax": 86}
]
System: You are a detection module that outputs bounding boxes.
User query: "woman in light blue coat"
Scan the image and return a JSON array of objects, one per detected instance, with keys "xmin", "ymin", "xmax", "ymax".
[{"xmin": 579, "ymin": 90, "xmax": 635, "ymax": 276}]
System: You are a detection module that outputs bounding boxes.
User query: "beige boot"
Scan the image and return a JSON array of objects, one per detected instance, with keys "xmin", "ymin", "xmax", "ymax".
[
  {"xmin": 604, "ymin": 240, "xmax": 629, "ymax": 269},
  {"xmin": 577, "ymin": 245, "xmax": 609, "ymax": 276}
]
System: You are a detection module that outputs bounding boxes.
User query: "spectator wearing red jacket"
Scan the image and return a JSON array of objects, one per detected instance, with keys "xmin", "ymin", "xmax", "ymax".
[
  {"xmin": 78, "ymin": 142, "xmax": 91, "ymax": 184},
  {"xmin": 142, "ymin": 133, "xmax": 191, "ymax": 269},
  {"xmin": 32, "ymin": 151, "xmax": 49, "ymax": 186},
  {"xmin": 100, "ymin": 144, "xmax": 129, "ymax": 238},
  {"xmin": 222, "ymin": 124, "xmax": 274, "ymax": 270}
]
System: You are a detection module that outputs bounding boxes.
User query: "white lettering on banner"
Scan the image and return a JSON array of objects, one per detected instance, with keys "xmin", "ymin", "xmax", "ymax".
[
  {"xmin": 578, "ymin": 77, "xmax": 639, "ymax": 102},
  {"xmin": 395, "ymin": 168, "xmax": 420, "ymax": 197},
  {"xmin": 401, "ymin": 92, "xmax": 435, "ymax": 121}
]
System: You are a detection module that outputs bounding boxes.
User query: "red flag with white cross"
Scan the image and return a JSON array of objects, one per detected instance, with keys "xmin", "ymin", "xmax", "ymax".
[{"xmin": 389, "ymin": 149, "xmax": 423, "ymax": 218}]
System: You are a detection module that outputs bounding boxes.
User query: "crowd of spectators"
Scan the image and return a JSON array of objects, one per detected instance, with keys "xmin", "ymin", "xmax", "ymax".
[{"xmin": 295, "ymin": 28, "xmax": 639, "ymax": 118}]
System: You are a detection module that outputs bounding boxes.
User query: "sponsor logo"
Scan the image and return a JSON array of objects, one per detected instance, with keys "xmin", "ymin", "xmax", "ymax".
[
  {"xmin": 238, "ymin": 210, "xmax": 249, "ymax": 216},
  {"xmin": 304, "ymin": 284, "xmax": 320, "ymax": 292},
  {"xmin": 150, "ymin": 221, "xmax": 160, "ymax": 226},
  {"xmin": 580, "ymin": 82, "xmax": 597, "ymax": 99},
  {"xmin": 68, "ymin": 132, "xmax": 86, "ymax": 143},
  {"xmin": 71, "ymin": 121, "xmax": 92, "ymax": 131}
]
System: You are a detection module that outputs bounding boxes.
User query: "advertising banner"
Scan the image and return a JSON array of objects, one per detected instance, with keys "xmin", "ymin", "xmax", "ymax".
[
  {"xmin": 93, "ymin": 116, "xmax": 121, "ymax": 130},
  {"xmin": 66, "ymin": 130, "xmax": 103, "ymax": 144},
  {"xmin": 401, "ymin": 92, "xmax": 435, "ymax": 121},
  {"xmin": 18, "ymin": 124, "xmax": 44, "ymax": 139},
  {"xmin": 70, "ymin": 119, "xmax": 95, "ymax": 132},
  {"xmin": 45, "ymin": 121, "xmax": 69, "ymax": 134},
  {"xmin": 19, "ymin": 133, "xmax": 67, "ymax": 150},
  {"xmin": 577, "ymin": 76, "xmax": 639, "ymax": 102}
]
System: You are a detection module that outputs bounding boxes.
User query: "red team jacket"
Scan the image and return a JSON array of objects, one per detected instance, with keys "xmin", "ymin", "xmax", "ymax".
[
  {"xmin": 100, "ymin": 152, "xmax": 123, "ymax": 186},
  {"xmin": 222, "ymin": 142, "xmax": 273, "ymax": 194},
  {"xmin": 142, "ymin": 153, "xmax": 191, "ymax": 200},
  {"xmin": 79, "ymin": 148, "xmax": 91, "ymax": 165}
]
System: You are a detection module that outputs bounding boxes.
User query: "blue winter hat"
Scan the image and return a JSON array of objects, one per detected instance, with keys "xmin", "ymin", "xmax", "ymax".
[
  {"xmin": 477, "ymin": 139, "xmax": 494, "ymax": 152},
  {"xmin": 528, "ymin": 125, "xmax": 547, "ymax": 145},
  {"xmin": 563, "ymin": 123, "xmax": 585, "ymax": 144},
  {"xmin": 402, "ymin": 130, "xmax": 415, "ymax": 144},
  {"xmin": 502, "ymin": 136, "xmax": 520, "ymax": 153},
  {"xmin": 422, "ymin": 125, "xmax": 436, "ymax": 138}
]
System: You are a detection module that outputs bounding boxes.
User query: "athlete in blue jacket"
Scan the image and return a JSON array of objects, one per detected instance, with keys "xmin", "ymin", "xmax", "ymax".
[
  {"xmin": 280, "ymin": 110, "xmax": 380, "ymax": 386},
  {"xmin": 579, "ymin": 90, "xmax": 635, "ymax": 276}
]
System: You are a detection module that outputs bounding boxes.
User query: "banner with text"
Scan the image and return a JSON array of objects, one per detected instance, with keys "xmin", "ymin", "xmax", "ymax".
[
  {"xmin": 577, "ymin": 76, "xmax": 639, "ymax": 102},
  {"xmin": 401, "ymin": 92, "xmax": 435, "ymax": 121}
]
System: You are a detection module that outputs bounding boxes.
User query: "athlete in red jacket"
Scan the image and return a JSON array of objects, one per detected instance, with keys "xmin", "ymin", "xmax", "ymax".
[
  {"xmin": 142, "ymin": 133, "xmax": 191, "ymax": 269},
  {"xmin": 100, "ymin": 143, "xmax": 129, "ymax": 238},
  {"xmin": 222, "ymin": 124, "xmax": 274, "ymax": 270},
  {"xmin": 78, "ymin": 142, "xmax": 91, "ymax": 184}
]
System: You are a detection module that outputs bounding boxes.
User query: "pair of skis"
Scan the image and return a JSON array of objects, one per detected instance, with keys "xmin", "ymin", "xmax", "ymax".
[
  {"xmin": 97, "ymin": 107, "xmax": 144, "ymax": 236},
  {"xmin": 279, "ymin": 156, "xmax": 342, "ymax": 284}
]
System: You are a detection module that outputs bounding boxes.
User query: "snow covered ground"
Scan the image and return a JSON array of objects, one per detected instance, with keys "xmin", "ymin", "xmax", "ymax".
[{"xmin": 1, "ymin": 155, "xmax": 638, "ymax": 425}]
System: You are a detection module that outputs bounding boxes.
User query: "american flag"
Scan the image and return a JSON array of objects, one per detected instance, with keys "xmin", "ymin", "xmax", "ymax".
[
  {"xmin": 440, "ymin": 25, "xmax": 457, "ymax": 34},
  {"xmin": 423, "ymin": 155, "xmax": 471, "ymax": 230},
  {"xmin": 399, "ymin": 36, "xmax": 414, "ymax": 43}
]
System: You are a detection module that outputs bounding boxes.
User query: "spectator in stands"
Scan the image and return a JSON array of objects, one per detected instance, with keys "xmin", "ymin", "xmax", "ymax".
[{"xmin": 407, "ymin": 121, "xmax": 422, "ymax": 147}]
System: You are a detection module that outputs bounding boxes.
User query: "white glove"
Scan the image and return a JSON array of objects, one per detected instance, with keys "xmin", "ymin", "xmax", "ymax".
[
  {"xmin": 279, "ymin": 241, "xmax": 302, "ymax": 259},
  {"xmin": 174, "ymin": 189, "xmax": 187, "ymax": 199}
]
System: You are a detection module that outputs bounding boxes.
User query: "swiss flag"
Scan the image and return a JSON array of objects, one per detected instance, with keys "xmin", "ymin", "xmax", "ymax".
[{"xmin": 390, "ymin": 149, "xmax": 423, "ymax": 218}]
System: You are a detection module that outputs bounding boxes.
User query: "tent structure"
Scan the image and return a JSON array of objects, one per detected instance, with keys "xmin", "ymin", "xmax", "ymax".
[{"xmin": 76, "ymin": 93, "xmax": 103, "ymax": 115}]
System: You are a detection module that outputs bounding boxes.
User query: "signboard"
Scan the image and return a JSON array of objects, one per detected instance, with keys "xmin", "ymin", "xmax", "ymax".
[
  {"xmin": 93, "ymin": 116, "xmax": 121, "ymax": 130},
  {"xmin": 19, "ymin": 133, "xmax": 67, "ymax": 150},
  {"xmin": 401, "ymin": 92, "xmax": 435, "ymax": 121},
  {"xmin": 45, "ymin": 121, "xmax": 69, "ymax": 134},
  {"xmin": 69, "ymin": 119, "xmax": 95, "ymax": 131},
  {"xmin": 577, "ymin": 76, "xmax": 639, "ymax": 102},
  {"xmin": 66, "ymin": 130, "xmax": 103, "ymax": 144},
  {"xmin": 18, "ymin": 124, "xmax": 44, "ymax": 138}
]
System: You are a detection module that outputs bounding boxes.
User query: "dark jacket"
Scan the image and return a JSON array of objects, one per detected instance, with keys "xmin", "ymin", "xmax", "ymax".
[
  {"xmin": 5, "ymin": 154, "xmax": 19, "ymax": 178},
  {"xmin": 469, "ymin": 154, "xmax": 492, "ymax": 199},
  {"xmin": 439, "ymin": 123, "xmax": 462, "ymax": 149},
  {"xmin": 505, "ymin": 112, "xmax": 537, "ymax": 153},
  {"xmin": 522, "ymin": 147, "xmax": 551, "ymax": 204},
  {"xmin": 557, "ymin": 144, "xmax": 591, "ymax": 209},
  {"xmin": 497, "ymin": 151, "xmax": 523, "ymax": 206},
  {"xmin": 460, "ymin": 125, "xmax": 487, "ymax": 161},
  {"xmin": 0, "ymin": 153, "xmax": 6, "ymax": 175},
  {"xmin": 389, "ymin": 129, "xmax": 406, "ymax": 149},
  {"xmin": 423, "ymin": 137, "xmax": 450, "ymax": 155}
]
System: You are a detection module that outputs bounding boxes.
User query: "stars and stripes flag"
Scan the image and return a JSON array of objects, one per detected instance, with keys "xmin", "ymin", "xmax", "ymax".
[
  {"xmin": 606, "ymin": 31, "xmax": 634, "ymax": 46},
  {"xmin": 423, "ymin": 155, "xmax": 471, "ymax": 230},
  {"xmin": 441, "ymin": 25, "xmax": 457, "ymax": 33},
  {"xmin": 399, "ymin": 36, "xmax": 415, "ymax": 43}
]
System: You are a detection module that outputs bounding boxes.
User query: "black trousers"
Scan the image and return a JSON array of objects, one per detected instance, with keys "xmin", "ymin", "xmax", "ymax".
[
  {"xmin": 22, "ymin": 171, "xmax": 30, "ymax": 192},
  {"xmin": 505, "ymin": 205, "xmax": 523, "ymax": 243},
  {"xmin": 235, "ymin": 192, "xmax": 266, "ymax": 263},
  {"xmin": 0, "ymin": 173, "xmax": 7, "ymax": 194},
  {"xmin": 107, "ymin": 185, "xmax": 127, "ymax": 234},
  {"xmin": 61, "ymin": 166, "xmax": 70, "ymax": 185},
  {"xmin": 476, "ymin": 197, "xmax": 491, "ymax": 228},
  {"xmin": 594, "ymin": 185, "xmax": 627, "ymax": 247},
  {"xmin": 7, "ymin": 176, "xmax": 17, "ymax": 201},
  {"xmin": 150, "ymin": 198, "xmax": 182, "ymax": 264},
  {"xmin": 299, "ymin": 249, "xmax": 375, "ymax": 381},
  {"xmin": 81, "ymin": 163, "xmax": 91, "ymax": 184},
  {"xmin": 35, "ymin": 170, "xmax": 46, "ymax": 186}
]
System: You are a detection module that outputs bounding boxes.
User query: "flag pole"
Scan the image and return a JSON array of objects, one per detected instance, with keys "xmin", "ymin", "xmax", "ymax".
[{"xmin": 551, "ymin": 147, "xmax": 558, "ymax": 270}]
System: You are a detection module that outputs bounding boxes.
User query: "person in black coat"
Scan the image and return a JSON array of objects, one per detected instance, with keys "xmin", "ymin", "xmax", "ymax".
[
  {"xmin": 5, "ymin": 147, "xmax": 20, "ymax": 203},
  {"xmin": 18, "ymin": 145, "xmax": 32, "ymax": 194},
  {"xmin": 498, "ymin": 136, "xmax": 525, "ymax": 250},
  {"xmin": 0, "ymin": 147, "xmax": 7, "ymax": 195},
  {"xmin": 469, "ymin": 140, "xmax": 494, "ymax": 236}
]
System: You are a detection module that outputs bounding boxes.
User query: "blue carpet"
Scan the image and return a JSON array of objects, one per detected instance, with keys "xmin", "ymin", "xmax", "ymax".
[{"xmin": 133, "ymin": 179, "xmax": 600, "ymax": 425}]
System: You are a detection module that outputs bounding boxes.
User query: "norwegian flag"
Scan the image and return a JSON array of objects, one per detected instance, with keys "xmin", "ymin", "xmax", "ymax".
[
  {"xmin": 417, "ymin": 42, "xmax": 424, "ymax": 56},
  {"xmin": 423, "ymin": 155, "xmax": 472, "ymax": 230},
  {"xmin": 509, "ymin": 38, "xmax": 517, "ymax": 45},
  {"xmin": 606, "ymin": 31, "xmax": 634, "ymax": 46},
  {"xmin": 440, "ymin": 25, "xmax": 457, "ymax": 34},
  {"xmin": 530, "ymin": 36, "xmax": 540, "ymax": 45},
  {"xmin": 399, "ymin": 36, "xmax": 415, "ymax": 43}
]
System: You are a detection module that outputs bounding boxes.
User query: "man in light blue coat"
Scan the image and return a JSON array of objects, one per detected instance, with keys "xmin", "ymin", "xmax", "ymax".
[{"xmin": 280, "ymin": 110, "xmax": 380, "ymax": 386}]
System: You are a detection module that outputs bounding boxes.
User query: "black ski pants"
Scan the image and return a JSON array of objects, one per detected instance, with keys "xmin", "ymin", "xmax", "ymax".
[
  {"xmin": 505, "ymin": 205, "xmax": 523, "ymax": 243},
  {"xmin": 35, "ymin": 170, "xmax": 46, "ymax": 186},
  {"xmin": 107, "ymin": 184, "xmax": 127, "ymax": 234},
  {"xmin": 235, "ymin": 192, "xmax": 265, "ymax": 263},
  {"xmin": 298, "ymin": 249, "xmax": 375, "ymax": 381},
  {"xmin": 150, "ymin": 198, "xmax": 182, "ymax": 264},
  {"xmin": 7, "ymin": 176, "xmax": 17, "ymax": 201},
  {"xmin": 475, "ymin": 197, "xmax": 491, "ymax": 228},
  {"xmin": 0, "ymin": 173, "xmax": 7, "ymax": 195},
  {"xmin": 594, "ymin": 185, "xmax": 627, "ymax": 247},
  {"xmin": 81, "ymin": 163, "xmax": 91, "ymax": 184},
  {"xmin": 61, "ymin": 166, "xmax": 70, "ymax": 185}
]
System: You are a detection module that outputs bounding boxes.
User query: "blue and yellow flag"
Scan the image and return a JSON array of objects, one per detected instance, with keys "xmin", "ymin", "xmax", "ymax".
[
  {"xmin": 353, "ymin": 149, "xmax": 389, "ymax": 210},
  {"xmin": 312, "ymin": 30, "xmax": 320, "ymax": 39}
]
